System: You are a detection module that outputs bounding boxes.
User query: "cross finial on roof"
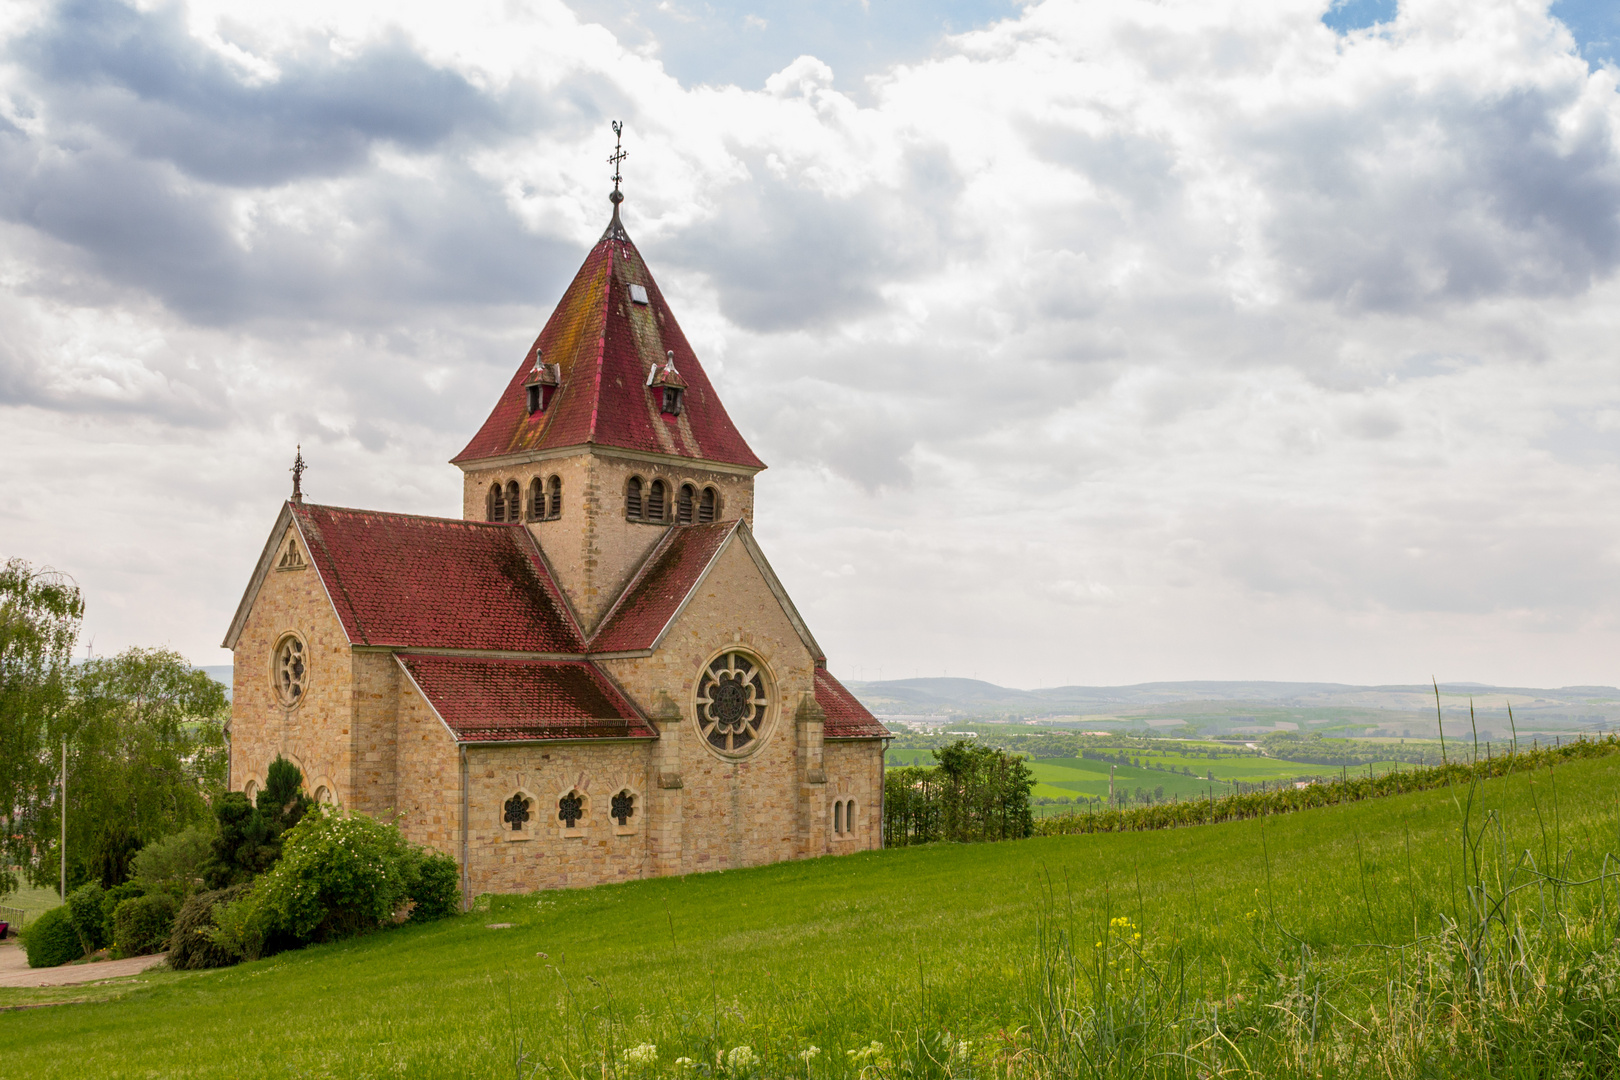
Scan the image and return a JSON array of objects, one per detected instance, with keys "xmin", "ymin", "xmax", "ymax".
[
  {"xmin": 290, "ymin": 444, "xmax": 306, "ymax": 504},
  {"xmin": 608, "ymin": 120, "xmax": 627, "ymax": 206}
]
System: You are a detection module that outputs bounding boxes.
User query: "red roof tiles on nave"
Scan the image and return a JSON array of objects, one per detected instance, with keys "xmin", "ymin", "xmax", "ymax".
[
  {"xmin": 815, "ymin": 668, "xmax": 891, "ymax": 740},
  {"xmin": 453, "ymin": 214, "xmax": 764, "ymax": 470},
  {"xmin": 589, "ymin": 520, "xmax": 740, "ymax": 653},
  {"xmin": 398, "ymin": 655, "xmax": 653, "ymax": 742},
  {"xmin": 290, "ymin": 503, "xmax": 584, "ymax": 653}
]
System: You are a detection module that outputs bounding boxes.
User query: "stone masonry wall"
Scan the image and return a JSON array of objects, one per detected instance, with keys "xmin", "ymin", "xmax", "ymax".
[
  {"xmin": 459, "ymin": 452, "xmax": 756, "ymax": 633},
  {"xmin": 599, "ymin": 538, "xmax": 817, "ymax": 874},
  {"xmin": 393, "ymin": 671, "xmax": 462, "ymax": 857},
  {"xmin": 230, "ymin": 521, "xmax": 355, "ymax": 805},
  {"xmin": 822, "ymin": 740, "xmax": 885, "ymax": 853},
  {"xmin": 463, "ymin": 740, "xmax": 654, "ymax": 893}
]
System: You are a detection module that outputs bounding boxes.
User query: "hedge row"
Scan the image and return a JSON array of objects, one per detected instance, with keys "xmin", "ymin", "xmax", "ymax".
[{"xmin": 1033, "ymin": 734, "xmax": 1620, "ymax": 836}]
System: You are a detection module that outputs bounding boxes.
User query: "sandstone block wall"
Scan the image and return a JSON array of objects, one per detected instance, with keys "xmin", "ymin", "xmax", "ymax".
[
  {"xmin": 459, "ymin": 451, "xmax": 756, "ymax": 632},
  {"xmin": 463, "ymin": 740, "xmax": 653, "ymax": 893},
  {"xmin": 230, "ymin": 523, "xmax": 355, "ymax": 807},
  {"xmin": 823, "ymin": 739, "xmax": 885, "ymax": 852},
  {"xmin": 600, "ymin": 539, "xmax": 817, "ymax": 873}
]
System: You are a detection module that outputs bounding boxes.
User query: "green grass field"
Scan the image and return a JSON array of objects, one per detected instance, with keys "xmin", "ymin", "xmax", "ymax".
[{"xmin": 4, "ymin": 754, "xmax": 1618, "ymax": 1078}]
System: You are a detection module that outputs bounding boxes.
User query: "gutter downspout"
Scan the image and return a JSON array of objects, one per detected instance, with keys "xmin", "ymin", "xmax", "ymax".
[{"xmin": 459, "ymin": 744, "xmax": 470, "ymax": 912}]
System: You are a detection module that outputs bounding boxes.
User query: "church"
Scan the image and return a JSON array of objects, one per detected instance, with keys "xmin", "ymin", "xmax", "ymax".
[{"xmin": 222, "ymin": 166, "xmax": 890, "ymax": 898}]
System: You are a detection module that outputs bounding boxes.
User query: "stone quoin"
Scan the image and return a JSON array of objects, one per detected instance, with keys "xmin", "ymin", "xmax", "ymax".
[{"xmin": 222, "ymin": 156, "xmax": 890, "ymax": 897}]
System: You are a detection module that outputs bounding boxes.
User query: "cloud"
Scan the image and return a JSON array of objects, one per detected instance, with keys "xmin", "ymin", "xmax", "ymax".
[{"xmin": 2, "ymin": 0, "xmax": 1620, "ymax": 688}]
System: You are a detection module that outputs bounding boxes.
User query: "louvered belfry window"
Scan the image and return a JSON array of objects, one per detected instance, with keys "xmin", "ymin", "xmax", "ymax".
[
  {"xmin": 529, "ymin": 478, "xmax": 544, "ymax": 520},
  {"xmin": 548, "ymin": 476, "xmax": 562, "ymax": 519},
  {"xmin": 648, "ymin": 480, "xmax": 666, "ymax": 522},
  {"xmin": 676, "ymin": 484, "xmax": 695, "ymax": 524},
  {"xmin": 698, "ymin": 487, "xmax": 717, "ymax": 523},
  {"xmin": 506, "ymin": 481, "xmax": 522, "ymax": 523},
  {"xmin": 626, "ymin": 477, "xmax": 643, "ymax": 520},
  {"xmin": 489, "ymin": 483, "xmax": 506, "ymax": 522}
]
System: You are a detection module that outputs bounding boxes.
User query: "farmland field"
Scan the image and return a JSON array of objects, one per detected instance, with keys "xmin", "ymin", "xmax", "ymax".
[{"xmin": 4, "ymin": 752, "xmax": 1617, "ymax": 1078}]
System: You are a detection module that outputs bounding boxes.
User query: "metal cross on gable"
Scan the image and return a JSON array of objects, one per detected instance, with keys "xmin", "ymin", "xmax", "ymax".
[
  {"xmin": 608, "ymin": 120, "xmax": 627, "ymax": 204},
  {"xmin": 290, "ymin": 444, "xmax": 306, "ymax": 504}
]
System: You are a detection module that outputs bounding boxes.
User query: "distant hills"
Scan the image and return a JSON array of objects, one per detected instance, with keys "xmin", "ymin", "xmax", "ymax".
[{"xmin": 846, "ymin": 678, "xmax": 1620, "ymax": 739}]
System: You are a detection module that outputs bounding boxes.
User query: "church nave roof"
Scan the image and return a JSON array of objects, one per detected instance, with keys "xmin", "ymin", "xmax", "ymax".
[{"xmin": 397, "ymin": 654, "xmax": 652, "ymax": 742}]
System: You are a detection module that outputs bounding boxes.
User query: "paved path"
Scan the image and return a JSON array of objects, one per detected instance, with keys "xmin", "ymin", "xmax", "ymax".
[{"xmin": 0, "ymin": 941, "xmax": 168, "ymax": 987}]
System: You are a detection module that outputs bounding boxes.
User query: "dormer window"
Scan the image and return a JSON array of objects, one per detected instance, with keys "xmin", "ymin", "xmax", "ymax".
[
  {"xmin": 524, "ymin": 350, "xmax": 560, "ymax": 415},
  {"xmin": 647, "ymin": 350, "xmax": 687, "ymax": 418},
  {"xmin": 628, "ymin": 283, "xmax": 649, "ymax": 305}
]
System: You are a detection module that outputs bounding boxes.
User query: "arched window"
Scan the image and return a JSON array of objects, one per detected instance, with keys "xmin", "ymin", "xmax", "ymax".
[
  {"xmin": 243, "ymin": 779, "xmax": 259, "ymax": 801},
  {"xmin": 833, "ymin": 800, "xmax": 843, "ymax": 835},
  {"xmin": 528, "ymin": 478, "xmax": 544, "ymax": 521},
  {"xmin": 698, "ymin": 487, "xmax": 718, "ymax": 524},
  {"xmin": 505, "ymin": 481, "xmax": 521, "ymax": 523},
  {"xmin": 845, "ymin": 799, "xmax": 858, "ymax": 833},
  {"xmin": 313, "ymin": 785, "xmax": 335, "ymax": 806},
  {"xmin": 647, "ymin": 479, "xmax": 666, "ymax": 522},
  {"xmin": 676, "ymin": 484, "xmax": 695, "ymax": 524},
  {"xmin": 626, "ymin": 476, "xmax": 643, "ymax": 520},
  {"xmin": 547, "ymin": 476, "xmax": 562, "ymax": 520},
  {"xmin": 488, "ymin": 482, "xmax": 506, "ymax": 522}
]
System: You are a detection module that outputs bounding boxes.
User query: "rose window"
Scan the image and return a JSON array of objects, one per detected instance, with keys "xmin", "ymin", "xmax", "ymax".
[
  {"xmin": 696, "ymin": 653, "xmax": 768, "ymax": 753},
  {"xmin": 611, "ymin": 790, "xmax": 634, "ymax": 826},
  {"xmin": 274, "ymin": 636, "xmax": 306, "ymax": 705},
  {"xmin": 558, "ymin": 791, "xmax": 584, "ymax": 828}
]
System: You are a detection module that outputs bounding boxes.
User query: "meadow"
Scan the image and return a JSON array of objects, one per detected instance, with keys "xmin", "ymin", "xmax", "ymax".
[{"xmin": 3, "ymin": 751, "xmax": 1617, "ymax": 1078}]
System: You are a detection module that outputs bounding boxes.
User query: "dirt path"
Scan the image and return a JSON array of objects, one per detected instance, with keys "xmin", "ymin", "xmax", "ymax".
[{"xmin": 0, "ymin": 941, "xmax": 168, "ymax": 987}]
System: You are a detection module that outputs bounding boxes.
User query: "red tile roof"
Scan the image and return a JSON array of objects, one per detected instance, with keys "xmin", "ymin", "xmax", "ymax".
[
  {"xmin": 291, "ymin": 503, "xmax": 583, "ymax": 652},
  {"xmin": 589, "ymin": 520, "xmax": 740, "ymax": 653},
  {"xmin": 816, "ymin": 669, "xmax": 891, "ymax": 739},
  {"xmin": 453, "ymin": 212, "xmax": 765, "ymax": 470},
  {"xmin": 398, "ymin": 655, "xmax": 653, "ymax": 742}
]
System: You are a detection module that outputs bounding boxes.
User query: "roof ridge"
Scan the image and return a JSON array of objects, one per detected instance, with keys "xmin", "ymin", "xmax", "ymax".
[
  {"xmin": 294, "ymin": 502, "xmax": 527, "ymax": 530},
  {"xmin": 587, "ymin": 523, "xmax": 681, "ymax": 645}
]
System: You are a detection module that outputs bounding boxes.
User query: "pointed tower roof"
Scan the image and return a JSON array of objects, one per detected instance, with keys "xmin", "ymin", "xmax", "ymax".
[{"xmin": 453, "ymin": 202, "xmax": 764, "ymax": 471}]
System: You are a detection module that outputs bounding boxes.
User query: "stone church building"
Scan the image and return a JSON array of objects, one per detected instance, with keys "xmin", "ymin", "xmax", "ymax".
[{"xmin": 223, "ymin": 193, "xmax": 889, "ymax": 897}]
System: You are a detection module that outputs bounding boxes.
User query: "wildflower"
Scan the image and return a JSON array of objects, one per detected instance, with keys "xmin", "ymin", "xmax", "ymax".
[
  {"xmin": 622, "ymin": 1044, "xmax": 657, "ymax": 1068},
  {"xmin": 725, "ymin": 1045, "xmax": 759, "ymax": 1073},
  {"xmin": 845, "ymin": 1041, "xmax": 885, "ymax": 1063},
  {"xmin": 674, "ymin": 1058, "xmax": 697, "ymax": 1073},
  {"xmin": 798, "ymin": 1046, "xmax": 821, "ymax": 1062}
]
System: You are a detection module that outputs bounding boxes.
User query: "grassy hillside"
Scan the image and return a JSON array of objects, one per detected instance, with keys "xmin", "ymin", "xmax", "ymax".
[{"xmin": 3, "ymin": 754, "xmax": 1618, "ymax": 1078}]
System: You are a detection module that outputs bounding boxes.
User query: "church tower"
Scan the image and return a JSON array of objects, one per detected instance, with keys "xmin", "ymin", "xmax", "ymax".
[{"xmin": 451, "ymin": 188, "xmax": 764, "ymax": 631}]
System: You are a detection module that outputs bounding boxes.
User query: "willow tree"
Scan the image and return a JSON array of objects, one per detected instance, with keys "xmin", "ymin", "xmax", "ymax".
[{"xmin": 0, "ymin": 558, "xmax": 83, "ymax": 898}]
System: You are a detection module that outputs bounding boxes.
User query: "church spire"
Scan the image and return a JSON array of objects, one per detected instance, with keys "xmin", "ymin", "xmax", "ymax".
[{"xmin": 603, "ymin": 120, "xmax": 630, "ymax": 242}]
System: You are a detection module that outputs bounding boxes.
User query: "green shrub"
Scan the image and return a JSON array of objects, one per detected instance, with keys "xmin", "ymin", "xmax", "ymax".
[
  {"xmin": 112, "ymin": 893, "xmax": 177, "ymax": 958},
  {"xmin": 405, "ymin": 851, "xmax": 461, "ymax": 923},
  {"xmin": 21, "ymin": 906, "xmax": 82, "ymax": 968},
  {"xmin": 99, "ymin": 881, "xmax": 145, "ymax": 945},
  {"xmin": 167, "ymin": 883, "xmax": 253, "ymax": 970},
  {"xmin": 131, "ymin": 825, "xmax": 213, "ymax": 897},
  {"xmin": 66, "ymin": 882, "xmax": 109, "ymax": 954}
]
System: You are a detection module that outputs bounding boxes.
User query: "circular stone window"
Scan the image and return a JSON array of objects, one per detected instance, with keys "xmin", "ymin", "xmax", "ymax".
[
  {"xmin": 273, "ymin": 634, "xmax": 307, "ymax": 706},
  {"xmin": 695, "ymin": 652, "xmax": 769, "ymax": 754}
]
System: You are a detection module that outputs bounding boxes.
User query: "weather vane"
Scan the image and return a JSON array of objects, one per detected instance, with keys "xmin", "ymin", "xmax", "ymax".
[
  {"xmin": 290, "ymin": 444, "xmax": 306, "ymax": 504},
  {"xmin": 608, "ymin": 120, "xmax": 627, "ymax": 206}
]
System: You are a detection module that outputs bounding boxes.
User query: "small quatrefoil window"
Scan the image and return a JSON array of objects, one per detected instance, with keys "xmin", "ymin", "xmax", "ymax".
[
  {"xmin": 504, "ymin": 794, "xmax": 531, "ymax": 832},
  {"xmin": 611, "ymin": 790, "xmax": 634, "ymax": 826},
  {"xmin": 558, "ymin": 791, "xmax": 584, "ymax": 828}
]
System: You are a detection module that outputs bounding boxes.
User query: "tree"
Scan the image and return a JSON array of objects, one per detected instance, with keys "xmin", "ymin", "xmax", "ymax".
[
  {"xmin": 202, "ymin": 755, "xmax": 311, "ymax": 888},
  {"xmin": 56, "ymin": 648, "xmax": 228, "ymax": 888},
  {"xmin": 0, "ymin": 559, "xmax": 83, "ymax": 898}
]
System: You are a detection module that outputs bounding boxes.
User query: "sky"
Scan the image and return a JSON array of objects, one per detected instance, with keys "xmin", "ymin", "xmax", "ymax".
[{"xmin": 1, "ymin": 0, "xmax": 1619, "ymax": 690}]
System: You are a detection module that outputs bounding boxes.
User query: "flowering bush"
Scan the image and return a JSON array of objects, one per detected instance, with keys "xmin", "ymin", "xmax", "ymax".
[{"xmin": 210, "ymin": 806, "xmax": 460, "ymax": 959}]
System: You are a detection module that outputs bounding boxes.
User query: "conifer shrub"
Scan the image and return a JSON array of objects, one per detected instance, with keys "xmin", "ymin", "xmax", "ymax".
[
  {"xmin": 405, "ymin": 851, "xmax": 461, "ymax": 923},
  {"xmin": 20, "ymin": 905, "xmax": 82, "ymax": 968},
  {"xmin": 167, "ymin": 883, "xmax": 253, "ymax": 970},
  {"xmin": 112, "ymin": 893, "xmax": 178, "ymax": 958},
  {"xmin": 66, "ymin": 882, "xmax": 109, "ymax": 954}
]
